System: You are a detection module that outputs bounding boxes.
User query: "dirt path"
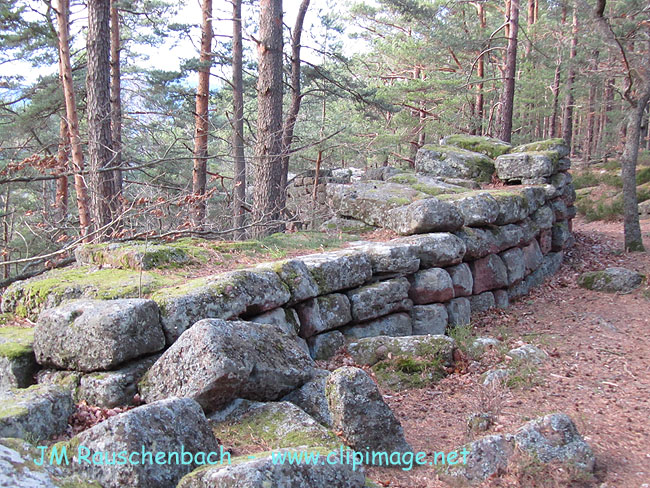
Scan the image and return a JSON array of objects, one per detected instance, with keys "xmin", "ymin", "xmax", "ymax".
[{"xmin": 365, "ymin": 217, "xmax": 650, "ymax": 487}]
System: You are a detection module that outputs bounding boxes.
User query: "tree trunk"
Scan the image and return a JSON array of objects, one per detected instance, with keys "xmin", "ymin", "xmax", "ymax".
[
  {"xmin": 55, "ymin": 0, "xmax": 92, "ymax": 240},
  {"xmin": 232, "ymin": 0, "xmax": 246, "ymax": 239},
  {"xmin": 191, "ymin": 0, "xmax": 213, "ymax": 229},
  {"xmin": 499, "ymin": 0, "xmax": 519, "ymax": 143},
  {"xmin": 55, "ymin": 117, "xmax": 69, "ymax": 222},
  {"xmin": 280, "ymin": 0, "xmax": 310, "ymax": 193},
  {"xmin": 561, "ymin": 7, "xmax": 578, "ymax": 147},
  {"xmin": 621, "ymin": 90, "xmax": 650, "ymax": 251},
  {"xmin": 87, "ymin": 0, "xmax": 114, "ymax": 238},
  {"xmin": 584, "ymin": 49, "xmax": 599, "ymax": 162},
  {"xmin": 549, "ymin": 57, "xmax": 562, "ymax": 137},
  {"xmin": 475, "ymin": 2, "xmax": 486, "ymax": 136},
  {"xmin": 110, "ymin": 0, "xmax": 122, "ymax": 218},
  {"xmin": 598, "ymin": 76, "xmax": 614, "ymax": 154},
  {"xmin": 252, "ymin": 0, "xmax": 284, "ymax": 237}
]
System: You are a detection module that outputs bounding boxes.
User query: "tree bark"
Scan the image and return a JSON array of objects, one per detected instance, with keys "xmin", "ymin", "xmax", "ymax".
[
  {"xmin": 191, "ymin": 0, "xmax": 213, "ymax": 229},
  {"xmin": 620, "ymin": 90, "xmax": 650, "ymax": 251},
  {"xmin": 252, "ymin": 0, "xmax": 284, "ymax": 237},
  {"xmin": 499, "ymin": 0, "xmax": 519, "ymax": 143},
  {"xmin": 55, "ymin": 0, "xmax": 92, "ymax": 241},
  {"xmin": 475, "ymin": 2, "xmax": 486, "ymax": 135},
  {"xmin": 584, "ymin": 49, "xmax": 599, "ymax": 161},
  {"xmin": 110, "ymin": 0, "xmax": 122, "ymax": 218},
  {"xmin": 87, "ymin": 0, "xmax": 114, "ymax": 238},
  {"xmin": 232, "ymin": 0, "xmax": 246, "ymax": 239},
  {"xmin": 549, "ymin": 56, "xmax": 562, "ymax": 137},
  {"xmin": 561, "ymin": 7, "xmax": 578, "ymax": 147},
  {"xmin": 280, "ymin": 0, "xmax": 310, "ymax": 202},
  {"xmin": 55, "ymin": 117, "xmax": 69, "ymax": 222},
  {"xmin": 597, "ymin": 76, "xmax": 614, "ymax": 154}
]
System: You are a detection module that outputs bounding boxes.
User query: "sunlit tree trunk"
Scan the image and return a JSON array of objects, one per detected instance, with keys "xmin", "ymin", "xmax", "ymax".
[
  {"xmin": 232, "ymin": 0, "xmax": 246, "ymax": 239},
  {"xmin": 561, "ymin": 7, "xmax": 578, "ymax": 147},
  {"xmin": 55, "ymin": 117, "xmax": 69, "ymax": 222},
  {"xmin": 499, "ymin": 0, "xmax": 519, "ymax": 143},
  {"xmin": 110, "ymin": 0, "xmax": 122, "ymax": 219}
]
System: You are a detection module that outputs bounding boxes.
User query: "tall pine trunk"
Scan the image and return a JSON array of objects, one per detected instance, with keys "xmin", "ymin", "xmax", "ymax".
[
  {"xmin": 110, "ymin": 0, "xmax": 122, "ymax": 218},
  {"xmin": 55, "ymin": 0, "xmax": 92, "ymax": 241},
  {"xmin": 475, "ymin": 2, "xmax": 486, "ymax": 135},
  {"xmin": 191, "ymin": 0, "xmax": 213, "ymax": 229},
  {"xmin": 252, "ymin": 0, "xmax": 284, "ymax": 237},
  {"xmin": 87, "ymin": 0, "xmax": 114, "ymax": 237},
  {"xmin": 232, "ymin": 0, "xmax": 246, "ymax": 239},
  {"xmin": 561, "ymin": 7, "xmax": 578, "ymax": 147},
  {"xmin": 584, "ymin": 49, "xmax": 599, "ymax": 161},
  {"xmin": 499, "ymin": 0, "xmax": 519, "ymax": 143},
  {"xmin": 549, "ymin": 56, "xmax": 562, "ymax": 137},
  {"xmin": 55, "ymin": 117, "xmax": 69, "ymax": 222}
]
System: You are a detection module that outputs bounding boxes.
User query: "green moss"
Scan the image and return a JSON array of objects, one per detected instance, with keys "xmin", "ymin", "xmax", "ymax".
[
  {"xmin": 387, "ymin": 197, "xmax": 411, "ymax": 206},
  {"xmin": 0, "ymin": 327, "xmax": 34, "ymax": 359},
  {"xmin": 0, "ymin": 404, "xmax": 29, "ymax": 418},
  {"xmin": 443, "ymin": 134, "xmax": 512, "ymax": 158},
  {"xmin": 0, "ymin": 342, "xmax": 32, "ymax": 360},
  {"xmin": 513, "ymin": 138, "xmax": 566, "ymax": 154},
  {"xmin": 372, "ymin": 355, "xmax": 446, "ymax": 390}
]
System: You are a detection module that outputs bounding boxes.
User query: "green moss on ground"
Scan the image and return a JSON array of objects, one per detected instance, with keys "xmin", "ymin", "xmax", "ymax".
[{"xmin": 372, "ymin": 355, "xmax": 446, "ymax": 390}]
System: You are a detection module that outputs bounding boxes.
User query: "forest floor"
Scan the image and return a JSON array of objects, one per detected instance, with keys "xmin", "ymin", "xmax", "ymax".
[{"xmin": 351, "ymin": 216, "xmax": 650, "ymax": 488}]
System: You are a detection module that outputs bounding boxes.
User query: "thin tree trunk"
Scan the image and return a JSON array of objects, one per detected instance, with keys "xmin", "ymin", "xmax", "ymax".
[
  {"xmin": 475, "ymin": 2, "xmax": 486, "ymax": 135},
  {"xmin": 561, "ymin": 7, "xmax": 578, "ymax": 147},
  {"xmin": 232, "ymin": 0, "xmax": 246, "ymax": 239},
  {"xmin": 110, "ymin": 0, "xmax": 122, "ymax": 218},
  {"xmin": 55, "ymin": 117, "xmax": 69, "ymax": 222},
  {"xmin": 280, "ymin": 0, "xmax": 310, "ymax": 200},
  {"xmin": 524, "ymin": 0, "xmax": 535, "ymax": 57},
  {"xmin": 549, "ymin": 57, "xmax": 562, "ymax": 137},
  {"xmin": 499, "ymin": 0, "xmax": 519, "ymax": 143},
  {"xmin": 584, "ymin": 49, "xmax": 599, "ymax": 161},
  {"xmin": 87, "ymin": 0, "xmax": 114, "ymax": 238},
  {"xmin": 598, "ymin": 76, "xmax": 614, "ymax": 154},
  {"xmin": 55, "ymin": 0, "xmax": 92, "ymax": 241},
  {"xmin": 621, "ymin": 89, "xmax": 650, "ymax": 251},
  {"xmin": 252, "ymin": 0, "xmax": 284, "ymax": 237},
  {"xmin": 191, "ymin": 0, "xmax": 213, "ymax": 229}
]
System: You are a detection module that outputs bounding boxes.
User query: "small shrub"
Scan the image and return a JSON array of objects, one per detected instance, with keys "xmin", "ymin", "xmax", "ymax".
[
  {"xmin": 602, "ymin": 159, "xmax": 621, "ymax": 170},
  {"xmin": 572, "ymin": 171, "xmax": 599, "ymax": 189},
  {"xmin": 636, "ymin": 167, "xmax": 650, "ymax": 185}
]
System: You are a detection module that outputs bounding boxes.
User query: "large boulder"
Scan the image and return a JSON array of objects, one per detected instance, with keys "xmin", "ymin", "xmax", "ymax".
[
  {"xmin": 326, "ymin": 367, "xmax": 411, "ymax": 458},
  {"xmin": 347, "ymin": 278, "xmax": 411, "ymax": 322},
  {"xmin": 34, "ymin": 299, "xmax": 164, "ymax": 372},
  {"xmin": 307, "ymin": 331, "xmax": 345, "ymax": 360},
  {"xmin": 177, "ymin": 449, "xmax": 365, "ymax": 488},
  {"xmin": 152, "ymin": 269, "xmax": 291, "ymax": 345},
  {"xmin": 411, "ymin": 303, "xmax": 448, "ymax": 335},
  {"xmin": 0, "ymin": 437, "xmax": 98, "ymax": 488},
  {"xmin": 296, "ymin": 294, "xmax": 352, "ymax": 338},
  {"xmin": 282, "ymin": 369, "xmax": 332, "ymax": 427},
  {"xmin": 495, "ymin": 152, "xmax": 557, "ymax": 182},
  {"xmin": 512, "ymin": 138, "xmax": 569, "ymax": 158},
  {"xmin": 499, "ymin": 247, "xmax": 525, "ymax": 286},
  {"xmin": 408, "ymin": 268, "xmax": 454, "ymax": 304},
  {"xmin": 348, "ymin": 335, "xmax": 455, "ymax": 367},
  {"xmin": 440, "ymin": 134, "xmax": 512, "ymax": 158},
  {"xmin": 0, "ymin": 384, "xmax": 74, "ymax": 441},
  {"xmin": 470, "ymin": 254, "xmax": 508, "ymax": 294},
  {"xmin": 454, "ymin": 227, "xmax": 500, "ymax": 260},
  {"xmin": 492, "ymin": 191, "xmax": 530, "ymax": 224},
  {"xmin": 439, "ymin": 192, "xmax": 500, "ymax": 226},
  {"xmin": 346, "ymin": 241, "xmax": 420, "ymax": 275},
  {"xmin": 65, "ymin": 398, "xmax": 219, "ymax": 488},
  {"xmin": 341, "ymin": 312, "xmax": 412, "ymax": 339},
  {"xmin": 139, "ymin": 319, "xmax": 315, "ymax": 412},
  {"xmin": 258, "ymin": 259, "xmax": 319, "ymax": 305},
  {"xmin": 446, "ymin": 263, "xmax": 473, "ymax": 297},
  {"xmin": 578, "ymin": 267, "xmax": 644, "ymax": 293},
  {"xmin": 300, "ymin": 250, "xmax": 372, "ymax": 295},
  {"xmin": 0, "ymin": 327, "xmax": 37, "ymax": 390},
  {"xmin": 391, "ymin": 232, "xmax": 466, "ymax": 267},
  {"xmin": 415, "ymin": 145, "xmax": 496, "ymax": 182}
]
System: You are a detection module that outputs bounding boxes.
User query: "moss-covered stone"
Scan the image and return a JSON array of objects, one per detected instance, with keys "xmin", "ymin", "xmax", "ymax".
[
  {"xmin": 0, "ymin": 327, "xmax": 34, "ymax": 360},
  {"xmin": 2, "ymin": 266, "xmax": 179, "ymax": 320},
  {"xmin": 441, "ymin": 134, "xmax": 512, "ymax": 158},
  {"xmin": 512, "ymin": 138, "xmax": 568, "ymax": 156}
]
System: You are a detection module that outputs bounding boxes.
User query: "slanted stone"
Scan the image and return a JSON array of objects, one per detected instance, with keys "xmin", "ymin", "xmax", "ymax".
[
  {"xmin": 521, "ymin": 240, "xmax": 544, "ymax": 274},
  {"xmin": 0, "ymin": 384, "xmax": 73, "ymax": 441},
  {"xmin": 453, "ymin": 227, "xmax": 499, "ymax": 260},
  {"xmin": 326, "ymin": 367, "xmax": 411, "ymax": 458},
  {"xmin": 493, "ymin": 289, "xmax": 509, "ymax": 309},
  {"xmin": 300, "ymin": 250, "xmax": 372, "ymax": 295},
  {"xmin": 347, "ymin": 278, "xmax": 411, "ymax": 322},
  {"xmin": 512, "ymin": 138, "xmax": 569, "ymax": 158},
  {"xmin": 446, "ymin": 263, "xmax": 473, "ymax": 297},
  {"xmin": 469, "ymin": 292, "xmax": 495, "ymax": 314},
  {"xmin": 348, "ymin": 335, "xmax": 455, "ymax": 367},
  {"xmin": 210, "ymin": 401, "xmax": 337, "ymax": 452},
  {"xmin": 68, "ymin": 398, "xmax": 218, "ymax": 488},
  {"xmin": 282, "ymin": 369, "xmax": 332, "ymax": 427},
  {"xmin": 408, "ymin": 268, "xmax": 454, "ymax": 304},
  {"xmin": 139, "ymin": 319, "xmax": 315, "ymax": 412},
  {"xmin": 470, "ymin": 254, "xmax": 508, "ymax": 294},
  {"xmin": 578, "ymin": 267, "xmax": 644, "ymax": 293},
  {"xmin": 440, "ymin": 134, "xmax": 512, "ymax": 158},
  {"xmin": 386, "ymin": 198, "xmax": 464, "ymax": 234},
  {"xmin": 488, "ymin": 224, "xmax": 525, "ymax": 252},
  {"xmin": 514, "ymin": 414, "xmax": 595, "ymax": 473},
  {"xmin": 296, "ymin": 294, "xmax": 352, "ymax": 338},
  {"xmin": 77, "ymin": 355, "xmax": 160, "ymax": 408},
  {"xmin": 391, "ymin": 232, "xmax": 466, "ymax": 267},
  {"xmin": 342, "ymin": 313, "xmax": 412, "ymax": 339},
  {"xmin": 258, "ymin": 259, "xmax": 319, "ymax": 305},
  {"xmin": 0, "ymin": 327, "xmax": 37, "ymax": 390},
  {"xmin": 411, "ymin": 304, "xmax": 448, "ymax": 335},
  {"xmin": 446, "ymin": 297, "xmax": 471, "ymax": 326},
  {"xmin": 438, "ymin": 192, "xmax": 500, "ymax": 226},
  {"xmin": 307, "ymin": 331, "xmax": 345, "ymax": 360},
  {"xmin": 153, "ymin": 269, "xmax": 291, "ymax": 344},
  {"xmin": 444, "ymin": 434, "xmax": 514, "ymax": 485},
  {"xmin": 518, "ymin": 218, "xmax": 540, "ymax": 244},
  {"xmin": 250, "ymin": 307, "xmax": 300, "ymax": 336},
  {"xmin": 492, "ymin": 191, "xmax": 530, "ymax": 224},
  {"xmin": 177, "ymin": 449, "xmax": 365, "ymax": 488},
  {"xmin": 495, "ymin": 152, "xmax": 556, "ymax": 182},
  {"xmin": 499, "ymin": 247, "xmax": 525, "ymax": 286},
  {"xmin": 35, "ymin": 299, "xmax": 165, "ymax": 372},
  {"xmin": 415, "ymin": 145, "xmax": 495, "ymax": 182},
  {"xmin": 347, "ymin": 241, "xmax": 420, "ymax": 275}
]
